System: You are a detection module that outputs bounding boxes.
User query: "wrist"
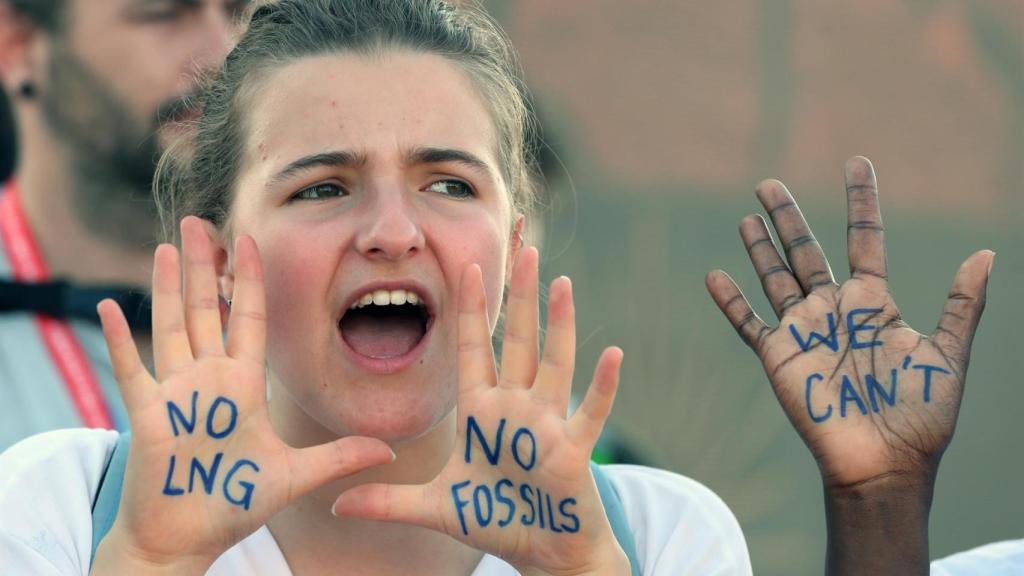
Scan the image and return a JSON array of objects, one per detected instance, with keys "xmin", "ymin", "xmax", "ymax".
[
  {"xmin": 823, "ymin": 472, "xmax": 936, "ymax": 576},
  {"xmin": 824, "ymin": 469, "xmax": 936, "ymax": 509},
  {"xmin": 517, "ymin": 538, "xmax": 631, "ymax": 576},
  {"xmin": 90, "ymin": 527, "xmax": 215, "ymax": 576},
  {"xmin": 582, "ymin": 543, "xmax": 631, "ymax": 576}
]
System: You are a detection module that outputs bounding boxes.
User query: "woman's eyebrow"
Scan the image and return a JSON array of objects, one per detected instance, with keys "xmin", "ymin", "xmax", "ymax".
[
  {"xmin": 267, "ymin": 148, "xmax": 494, "ymax": 188},
  {"xmin": 267, "ymin": 151, "xmax": 366, "ymax": 187},
  {"xmin": 407, "ymin": 147, "xmax": 494, "ymax": 180}
]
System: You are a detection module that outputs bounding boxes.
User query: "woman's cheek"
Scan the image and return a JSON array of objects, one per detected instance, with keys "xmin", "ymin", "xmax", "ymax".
[
  {"xmin": 457, "ymin": 220, "xmax": 508, "ymax": 328},
  {"xmin": 257, "ymin": 233, "xmax": 333, "ymax": 363}
]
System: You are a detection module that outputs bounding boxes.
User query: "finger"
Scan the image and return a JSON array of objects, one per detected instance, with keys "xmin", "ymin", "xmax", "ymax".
[
  {"xmin": 498, "ymin": 246, "xmax": 539, "ymax": 389},
  {"xmin": 332, "ymin": 483, "xmax": 439, "ymax": 532},
  {"xmin": 289, "ymin": 436, "xmax": 396, "ymax": 502},
  {"xmin": 705, "ymin": 270, "xmax": 771, "ymax": 355},
  {"xmin": 533, "ymin": 276, "xmax": 576, "ymax": 413},
  {"xmin": 569, "ymin": 346, "xmax": 623, "ymax": 447},
  {"xmin": 845, "ymin": 156, "xmax": 888, "ymax": 281},
  {"xmin": 755, "ymin": 180, "xmax": 838, "ymax": 294},
  {"xmin": 151, "ymin": 244, "xmax": 193, "ymax": 377},
  {"xmin": 181, "ymin": 217, "xmax": 226, "ymax": 358},
  {"xmin": 458, "ymin": 264, "xmax": 498, "ymax": 392},
  {"xmin": 739, "ymin": 214, "xmax": 805, "ymax": 318},
  {"xmin": 225, "ymin": 235, "xmax": 266, "ymax": 366},
  {"xmin": 931, "ymin": 250, "xmax": 995, "ymax": 361},
  {"xmin": 97, "ymin": 299, "xmax": 155, "ymax": 411}
]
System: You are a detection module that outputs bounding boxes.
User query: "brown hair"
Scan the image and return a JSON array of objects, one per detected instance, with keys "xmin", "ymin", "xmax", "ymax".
[{"xmin": 155, "ymin": 0, "xmax": 538, "ymax": 244}]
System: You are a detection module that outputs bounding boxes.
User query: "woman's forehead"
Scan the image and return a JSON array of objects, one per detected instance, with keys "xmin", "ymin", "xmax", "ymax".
[{"xmin": 243, "ymin": 51, "xmax": 501, "ymax": 176}]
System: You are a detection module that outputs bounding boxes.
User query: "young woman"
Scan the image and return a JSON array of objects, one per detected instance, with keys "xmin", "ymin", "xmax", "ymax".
[{"xmin": 0, "ymin": 1, "xmax": 751, "ymax": 574}]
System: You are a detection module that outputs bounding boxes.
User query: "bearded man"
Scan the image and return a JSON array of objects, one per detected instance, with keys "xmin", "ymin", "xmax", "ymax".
[{"xmin": 0, "ymin": 0, "xmax": 248, "ymax": 448}]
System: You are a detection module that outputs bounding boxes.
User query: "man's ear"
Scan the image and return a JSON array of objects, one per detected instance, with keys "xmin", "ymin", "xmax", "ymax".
[
  {"xmin": 0, "ymin": 3, "xmax": 41, "ymax": 95},
  {"xmin": 507, "ymin": 214, "xmax": 526, "ymax": 278}
]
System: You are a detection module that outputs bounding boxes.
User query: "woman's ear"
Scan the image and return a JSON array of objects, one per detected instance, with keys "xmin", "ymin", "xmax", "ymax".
[
  {"xmin": 197, "ymin": 219, "xmax": 234, "ymax": 327},
  {"xmin": 507, "ymin": 214, "xmax": 526, "ymax": 278}
]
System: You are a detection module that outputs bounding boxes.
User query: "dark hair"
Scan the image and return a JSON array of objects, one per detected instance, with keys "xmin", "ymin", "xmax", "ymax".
[
  {"xmin": 7, "ymin": 0, "xmax": 65, "ymax": 32},
  {"xmin": 156, "ymin": 0, "xmax": 538, "ymax": 243}
]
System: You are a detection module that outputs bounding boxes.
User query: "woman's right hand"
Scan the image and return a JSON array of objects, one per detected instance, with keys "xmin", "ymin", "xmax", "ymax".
[{"xmin": 90, "ymin": 217, "xmax": 395, "ymax": 575}]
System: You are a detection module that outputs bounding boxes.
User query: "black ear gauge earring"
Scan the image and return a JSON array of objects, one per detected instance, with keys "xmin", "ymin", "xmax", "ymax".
[
  {"xmin": 17, "ymin": 81, "xmax": 35, "ymax": 99},
  {"xmin": 17, "ymin": 81, "xmax": 36, "ymax": 99}
]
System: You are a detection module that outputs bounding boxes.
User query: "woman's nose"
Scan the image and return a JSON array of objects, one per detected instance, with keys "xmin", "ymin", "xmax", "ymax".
[{"xmin": 354, "ymin": 192, "xmax": 425, "ymax": 261}]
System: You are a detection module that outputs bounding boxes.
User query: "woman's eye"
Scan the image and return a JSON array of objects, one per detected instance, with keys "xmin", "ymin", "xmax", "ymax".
[
  {"xmin": 292, "ymin": 183, "xmax": 346, "ymax": 201},
  {"xmin": 425, "ymin": 179, "xmax": 475, "ymax": 199}
]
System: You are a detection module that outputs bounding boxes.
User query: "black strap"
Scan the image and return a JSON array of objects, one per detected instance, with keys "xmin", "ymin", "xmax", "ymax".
[{"xmin": 0, "ymin": 278, "xmax": 151, "ymax": 330}]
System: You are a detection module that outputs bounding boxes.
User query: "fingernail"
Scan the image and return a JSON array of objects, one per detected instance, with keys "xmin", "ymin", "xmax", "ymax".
[
  {"xmin": 389, "ymin": 449, "xmax": 397, "ymax": 463},
  {"xmin": 987, "ymin": 251, "xmax": 996, "ymax": 275}
]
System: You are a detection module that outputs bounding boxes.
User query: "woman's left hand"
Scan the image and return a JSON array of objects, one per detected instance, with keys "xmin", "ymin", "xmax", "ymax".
[{"xmin": 332, "ymin": 247, "xmax": 630, "ymax": 576}]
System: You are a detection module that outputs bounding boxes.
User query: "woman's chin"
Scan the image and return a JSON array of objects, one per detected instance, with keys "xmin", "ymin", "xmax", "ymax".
[
  {"xmin": 270, "ymin": 357, "xmax": 458, "ymax": 444},
  {"xmin": 332, "ymin": 402, "xmax": 452, "ymax": 443}
]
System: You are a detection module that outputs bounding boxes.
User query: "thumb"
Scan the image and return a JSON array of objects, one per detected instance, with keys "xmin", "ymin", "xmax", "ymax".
[
  {"xmin": 931, "ymin": 250, "xmax": 995, "ymax": 361},
  {"xmin": 332, "ymin": 482, "xmax": 441, "ymax": 531},
  {"xmin": 288, "ymin": 436, "xmax": 396, "ymax": 501}
]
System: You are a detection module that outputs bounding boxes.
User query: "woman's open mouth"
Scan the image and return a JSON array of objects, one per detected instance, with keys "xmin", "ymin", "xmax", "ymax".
[{"xmin": 338, "ymin": 286, "xmax": 435, "ymax": 372}]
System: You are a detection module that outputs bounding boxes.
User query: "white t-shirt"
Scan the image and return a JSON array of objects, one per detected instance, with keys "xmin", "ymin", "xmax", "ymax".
[
  {"xmin": 931, "ymin": 540, "xmax": 1024, "ymax": 575},
  {"xmin": 0, "ymin": 429, "xmax": 752, "ymax": 575}
]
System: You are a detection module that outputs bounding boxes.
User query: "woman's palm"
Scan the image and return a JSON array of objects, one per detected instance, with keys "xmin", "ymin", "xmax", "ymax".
[{"xmin": 94, "ymin": 218, "xmax": 394, "ymax": 568}]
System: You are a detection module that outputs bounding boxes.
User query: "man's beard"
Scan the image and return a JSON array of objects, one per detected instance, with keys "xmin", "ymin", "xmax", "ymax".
[{"xmin": 41, "ymin": 42, "xmax": 190, "ymax": 249}]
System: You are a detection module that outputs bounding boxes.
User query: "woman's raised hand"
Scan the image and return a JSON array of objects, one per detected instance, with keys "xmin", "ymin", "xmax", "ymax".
[
  {"xmin": 332, "ymin": 247, "xmax": 630, "ymax": 576},
  {"xmin": 92, "ymin": 217, "xmax": 395, "ymax": 574}
]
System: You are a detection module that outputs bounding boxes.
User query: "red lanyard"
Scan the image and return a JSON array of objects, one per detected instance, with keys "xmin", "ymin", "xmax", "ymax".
[{"xmin": 0, "ymin": 182, "xmax": 115, "ymax": 430}]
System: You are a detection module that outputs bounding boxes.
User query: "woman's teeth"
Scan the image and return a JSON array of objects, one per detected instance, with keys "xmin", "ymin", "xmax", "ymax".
[{"xmin": 350, "ymin": 288, "xmax": 423, "ymax": 310}]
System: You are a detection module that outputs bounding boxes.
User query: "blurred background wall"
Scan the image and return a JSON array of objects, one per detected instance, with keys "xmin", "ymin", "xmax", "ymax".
[
  {"xmin": 481, "ymin": 1, "xmax": 1022, "ymax": 574},
  {"xmin": 2, "ymin": 1, "xmax": 1020, "ymax": 574}
]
